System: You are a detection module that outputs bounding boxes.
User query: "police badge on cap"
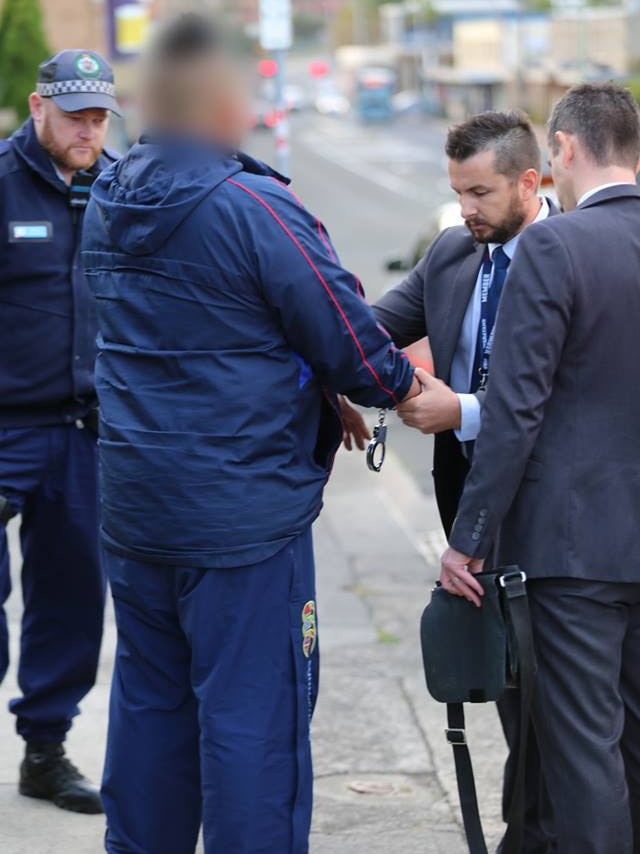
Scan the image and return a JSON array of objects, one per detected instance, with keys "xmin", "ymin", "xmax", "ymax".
[{"xmin": 36, "ymin": 50, "xmax": 122, "ymax": 116}]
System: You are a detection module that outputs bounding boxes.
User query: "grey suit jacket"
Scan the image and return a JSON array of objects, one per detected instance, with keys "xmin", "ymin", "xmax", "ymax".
[
  {"xmin": 450, "ymin": 185, "xmax": 640, "ymax": 582},
  {"xmin": 373, "ymin": 200, "xmax": 558, "ymax": 535},
  {"xmin": 373, "ymin": 226, "xmax": 484, "ymax": 534}
]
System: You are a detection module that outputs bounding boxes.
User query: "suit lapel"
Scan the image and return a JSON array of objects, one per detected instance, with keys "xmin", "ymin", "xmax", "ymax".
[
  {"xmin": 432, "ymin": 200, "xmax": 556, "ymax": 382},
  {"xmin": 436, "ymin": 245, "xmax": 485, "ymax": 382}
]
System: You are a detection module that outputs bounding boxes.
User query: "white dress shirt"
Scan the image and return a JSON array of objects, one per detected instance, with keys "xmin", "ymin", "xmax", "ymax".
[{"xmin": 451, "ymin": 197, "xmax": 550, "ymax": 443}]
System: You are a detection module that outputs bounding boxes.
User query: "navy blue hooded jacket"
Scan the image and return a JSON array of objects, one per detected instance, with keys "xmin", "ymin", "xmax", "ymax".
[
  {"xmin": 82, "ymin": 135, "xmax": 414, "ymax": 568},
  {"xmin": 0, "ymin": 119, "xmax": 117, "ymax": 426}
]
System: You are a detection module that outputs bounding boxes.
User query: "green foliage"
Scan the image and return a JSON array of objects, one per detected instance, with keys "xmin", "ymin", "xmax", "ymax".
[{"xmin": 0, "ymin": 0, "xmax": 50, "ymax": 126}]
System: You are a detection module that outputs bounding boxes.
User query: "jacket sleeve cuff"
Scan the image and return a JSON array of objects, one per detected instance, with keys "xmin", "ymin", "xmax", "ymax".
[{"xmin": 449, "ymin": 510, "xmax": 494, "ymax": 558}]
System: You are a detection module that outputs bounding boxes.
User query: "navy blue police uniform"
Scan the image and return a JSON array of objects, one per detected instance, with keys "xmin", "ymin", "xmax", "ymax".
[
  {"xmin": 82, "ymin": 136, "xmax": 415, "ymax": 853},
  {"xmin": 0, "ymin": 49, "xmax": 119, "ymax": 812}
]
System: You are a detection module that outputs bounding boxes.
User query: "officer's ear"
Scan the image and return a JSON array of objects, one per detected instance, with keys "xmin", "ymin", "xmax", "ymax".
[{"xmin": 28, "ymin": 92, "xmax": 45, "ymax": 125}]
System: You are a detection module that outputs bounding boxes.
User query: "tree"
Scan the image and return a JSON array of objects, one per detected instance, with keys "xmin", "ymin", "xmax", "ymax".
[{"xmin": 0, "ymin": 0, "xmax": 50, "ymax": 127}]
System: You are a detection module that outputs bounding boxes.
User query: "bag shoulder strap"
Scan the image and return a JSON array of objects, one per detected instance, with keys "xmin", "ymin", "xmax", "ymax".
[
  {"xmin": 446, "ymin": 570, "xmax": 536, "ymax": 854},
  {"xmin": 446, "ymin": 701, "xmax": 488, "ymax": 854}
]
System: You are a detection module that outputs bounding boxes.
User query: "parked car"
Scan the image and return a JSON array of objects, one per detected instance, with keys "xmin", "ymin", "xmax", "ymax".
[{"xmin": 385, "ymin": 202, "xmax": 462, "ymax": 272}]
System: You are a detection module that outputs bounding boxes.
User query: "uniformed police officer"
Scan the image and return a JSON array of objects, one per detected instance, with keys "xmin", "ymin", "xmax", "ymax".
[{"xmin": 0, "ymin": 50, "xmax": 120, "ymax": 813}]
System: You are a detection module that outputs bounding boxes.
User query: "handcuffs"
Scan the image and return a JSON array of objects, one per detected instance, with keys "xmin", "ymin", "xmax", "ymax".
[{"xmin": 366, "ymin": 409, "xmax": 387, "ymax": 473}]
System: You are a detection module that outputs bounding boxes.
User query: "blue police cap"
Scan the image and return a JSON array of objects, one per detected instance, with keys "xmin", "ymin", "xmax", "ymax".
[{"xmin": 37, "ymin": 50, "xmax": 122, "ymax": 117}]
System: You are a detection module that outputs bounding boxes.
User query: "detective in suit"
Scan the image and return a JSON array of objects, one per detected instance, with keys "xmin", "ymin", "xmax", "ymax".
[
  {"xmin": 361, "ymin": 111, "xmax": 556, "ymax": 853},
  {"xmin": 441, "ymin": 83, "xmax": 640, "ymax": 854}
]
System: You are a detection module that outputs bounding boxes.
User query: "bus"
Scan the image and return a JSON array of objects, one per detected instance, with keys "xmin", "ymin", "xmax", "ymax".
[{"xmin": 355, "ymin": 66, "xmax": 396, "ymax": 122}]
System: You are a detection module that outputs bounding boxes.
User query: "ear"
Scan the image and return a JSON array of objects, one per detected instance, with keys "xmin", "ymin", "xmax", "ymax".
[
  {"xmin": 555, "ymin": 130, "xmax": 575, "ymax": 169},
  {"xmin": 28, "ymin": 93, "xmax": 44, "ymax": 123},
  {"xmin": 519, "ymin": 167, "xmax": 539, "ymax": 200}
]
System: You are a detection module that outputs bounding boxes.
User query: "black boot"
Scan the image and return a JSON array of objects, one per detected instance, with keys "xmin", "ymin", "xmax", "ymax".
[{"xmin": 19, "ymin": 742, "xmax": 103, "ymax": 814}]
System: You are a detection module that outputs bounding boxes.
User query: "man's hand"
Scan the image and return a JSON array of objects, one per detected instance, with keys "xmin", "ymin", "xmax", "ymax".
[
  {"xmin": 338, "ymin": 395, "xmax": 371, "ymax": 451},
  {"xmin": 397, "ymin": 367, "xmax": 461, "ymax": 434},
  {"xmin": 440, "ymin": 547, "xmax": 485, "ymax": 607}
]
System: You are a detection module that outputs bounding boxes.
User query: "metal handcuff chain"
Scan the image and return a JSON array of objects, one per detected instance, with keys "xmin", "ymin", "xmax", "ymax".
[{"xmin": 366, "ymin": 409, "xmax": 387, "ymax": 473}]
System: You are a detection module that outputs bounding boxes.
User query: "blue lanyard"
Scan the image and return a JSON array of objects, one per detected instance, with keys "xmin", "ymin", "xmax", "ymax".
[
  {"xmin": 474, "ymin": 246, "xmax": 511, "ymax": 391},
  {"xmin": 477, "ymin": 251, "xmax": 496, "ymax": 389}
]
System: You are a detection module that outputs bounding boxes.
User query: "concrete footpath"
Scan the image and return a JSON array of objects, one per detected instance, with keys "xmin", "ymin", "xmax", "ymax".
[{"xmin": 0, "ymin": 430, "xmax": 507, "ymax": 853}]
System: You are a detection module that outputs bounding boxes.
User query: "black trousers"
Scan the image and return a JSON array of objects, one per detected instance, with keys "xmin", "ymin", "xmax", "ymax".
[{"xmin": 528, "ymin": 578, "xmax": 640, "ymax": 854}]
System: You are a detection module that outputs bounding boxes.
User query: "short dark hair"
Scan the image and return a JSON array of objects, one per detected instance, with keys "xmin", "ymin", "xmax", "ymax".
[
  {"xmin": 147, "ymin": 13, "xmax": 220, "ymax": 64},
  {"xmin": 445, "ymin": 111, "xmax": 541, "ymax": 179},
  {"xmin": 142, "ymin": 13, "xmax": 225, "ymax": 126},
  {"xmin": 547, "ymin": 82, "xmax": 640, "ymax": 169}
]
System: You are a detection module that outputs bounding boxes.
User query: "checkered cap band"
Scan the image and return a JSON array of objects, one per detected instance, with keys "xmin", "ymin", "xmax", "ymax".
[{"xmin": 37, "ymin": 79, "xmax": 116, "ymax": 98}]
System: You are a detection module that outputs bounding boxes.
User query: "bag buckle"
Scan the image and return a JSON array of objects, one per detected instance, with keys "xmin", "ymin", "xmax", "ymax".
[
  {"xmin": 445, "ymin": 728, "xmax": 467, "ymax": 746},
  {"xmin": 499, "ymin": 570, "xmax": 527, "ymax": 588}
]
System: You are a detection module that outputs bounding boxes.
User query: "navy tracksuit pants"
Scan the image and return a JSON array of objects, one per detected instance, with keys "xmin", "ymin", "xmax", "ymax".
[
  {"xmin": 103, "ymin": 527, "xmax": 319, "ymax": 854},
  {"xmin": 0, "ymin": 425, "xmax": 105, "ymax": 742}
]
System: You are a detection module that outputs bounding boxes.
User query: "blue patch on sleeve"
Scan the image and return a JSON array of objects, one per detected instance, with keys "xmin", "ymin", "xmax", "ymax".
[{"xmin": 291, "ymin": 351, "xmax": 314, "ymax": 389}]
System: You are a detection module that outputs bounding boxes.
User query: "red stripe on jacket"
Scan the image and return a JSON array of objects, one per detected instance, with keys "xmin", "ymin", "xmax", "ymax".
[{"xmin": 227, "ymin": 177, "xmax": 402, "ymax": 405}]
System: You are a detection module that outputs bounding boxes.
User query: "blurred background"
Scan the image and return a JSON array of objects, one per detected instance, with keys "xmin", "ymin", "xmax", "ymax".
[{"xmin": 0, "ymin": 0, "xmax": 635, "ymax": 487}]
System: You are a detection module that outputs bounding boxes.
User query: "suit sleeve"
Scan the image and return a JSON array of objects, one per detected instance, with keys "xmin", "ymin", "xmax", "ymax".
[
  {"xmin": 372, "ymin": 255, "xmax": 428, "ymax": 348},
  {"xmin": 230, "ymin": 178, "xmax": 414, "ymax": 409},
  {"xmin": 449, "ymin": 223, "xmax": 574, "ymax": 557},
  {"xmin": 371, "ymin": 232, "xmax": 454, "ymax": 348}
]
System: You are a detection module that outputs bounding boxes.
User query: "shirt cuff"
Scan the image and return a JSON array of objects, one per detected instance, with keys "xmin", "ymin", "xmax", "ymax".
[{"xmin": 454, "ymin": 394, "xmax": 481, "ymax": 443}]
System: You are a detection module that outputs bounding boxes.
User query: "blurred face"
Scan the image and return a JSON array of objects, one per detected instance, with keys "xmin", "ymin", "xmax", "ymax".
[
  {"xmin": 143, "ymin": 55, "xmax": 251, "ymax": 149},
  {"xmin": 29, "ymin": 95, "xmax": 109, "ymax": 174},
  {"xmin": 211, "ymin": 69, "xmax": 251, "ymax": 148},
  {"xmin": 448, "ymin": 149, "xmax": 531, "ymax": 244}
]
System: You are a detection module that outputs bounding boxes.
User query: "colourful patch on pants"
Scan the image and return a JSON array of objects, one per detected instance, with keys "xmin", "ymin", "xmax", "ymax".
[{"xmin": 302, "ymin": 600, "xmax": 317, "ymax": 659}]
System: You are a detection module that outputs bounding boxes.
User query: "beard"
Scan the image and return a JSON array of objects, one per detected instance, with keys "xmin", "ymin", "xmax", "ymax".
[
  {"xmin": 39, "ymin": 115, "xmax": 101, "ymax": 174},
  {"xmin": 464, "ymin": 195, "xmax": 527, "ymax": 245}
]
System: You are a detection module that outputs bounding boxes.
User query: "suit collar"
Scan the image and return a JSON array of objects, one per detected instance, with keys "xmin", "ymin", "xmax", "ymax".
[
  {"xmin": 577, "ymin": 183, "xmax": 640, "ymax": 210},
  {"xmin": 546, "ymin": 196, "xmax": 561, "ymax": 216}
]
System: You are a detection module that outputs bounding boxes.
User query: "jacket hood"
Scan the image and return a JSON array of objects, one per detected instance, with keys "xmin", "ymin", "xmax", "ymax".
[{"xmin": 91, "ymin": 134, "xmax": 285, "ymax": 256}]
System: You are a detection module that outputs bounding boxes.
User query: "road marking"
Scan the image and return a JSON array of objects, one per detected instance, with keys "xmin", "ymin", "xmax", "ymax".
[{"xmin": 297, "ymin": 122, "xmax": 447, "ymax": 203}]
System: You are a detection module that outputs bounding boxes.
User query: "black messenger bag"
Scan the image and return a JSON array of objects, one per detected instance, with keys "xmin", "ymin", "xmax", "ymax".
[{"xmin": 420, "ymin": 567, "xmax": 537, "ymax": 854}]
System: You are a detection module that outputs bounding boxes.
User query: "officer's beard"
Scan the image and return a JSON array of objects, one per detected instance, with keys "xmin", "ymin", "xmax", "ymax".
[
  {"xmin": 465, "ymin": 194, "xmax": 528, "ymax": 245},
  {"xmin": 39, "ymin": 115, "xmax": 101, "ymax": 175}
]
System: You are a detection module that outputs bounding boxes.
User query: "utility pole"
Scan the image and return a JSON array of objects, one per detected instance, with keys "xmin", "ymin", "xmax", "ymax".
[{"xmin": 259, "ymin": 0, "xmax": 293, "ymax": 176}]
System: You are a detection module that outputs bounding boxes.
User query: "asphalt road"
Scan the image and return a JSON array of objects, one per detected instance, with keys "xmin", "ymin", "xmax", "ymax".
[{"xmin": 246, "ymin": 111, "xmax": 454, "ymax": 494}]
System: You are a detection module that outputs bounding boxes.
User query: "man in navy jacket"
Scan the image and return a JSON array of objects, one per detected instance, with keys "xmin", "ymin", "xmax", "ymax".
[
  {"xmin": 0, "ymin": 49, "xmax": 120, "ymax": 813},
  {"xmin": 82, "ymin": 15, "xmax": 418, "ymax": 854}
]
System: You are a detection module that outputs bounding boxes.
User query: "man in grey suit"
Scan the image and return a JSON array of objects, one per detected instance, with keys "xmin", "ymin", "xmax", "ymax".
[
  {"xmin": 441, "ymin": 82, "xmax": 640, "ymax": 854},
  {"xmin": 367, "ymin": 111, "xmax": 557, "ymax": 852}
]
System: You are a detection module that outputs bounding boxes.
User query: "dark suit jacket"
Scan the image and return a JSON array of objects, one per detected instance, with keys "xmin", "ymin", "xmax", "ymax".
[
  {"xmin": 449, "ymin": 185, "xmax": 640, "ymax": 582},
  {"xmin": 373, "ymin": 201, "xmax": 557, "ymax": 536}
]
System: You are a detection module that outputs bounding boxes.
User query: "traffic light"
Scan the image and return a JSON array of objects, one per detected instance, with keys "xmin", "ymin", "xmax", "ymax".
[{"xmin": 258, "ymin": 58, "xmax": 278, "ymax": 79}]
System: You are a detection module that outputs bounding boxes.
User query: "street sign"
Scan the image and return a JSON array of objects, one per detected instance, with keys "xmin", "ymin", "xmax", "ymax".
[
  {"xmin": 107, "ymin": 0, "xmax": 151, "ymax": 60},
  {"xmin": 259, "ymin": 0, "xmax": 292, "ymax": 52}
]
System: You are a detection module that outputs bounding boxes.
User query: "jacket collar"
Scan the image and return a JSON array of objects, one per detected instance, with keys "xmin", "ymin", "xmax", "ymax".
[
  {"xmin": 578, "ymin": 183, "xmax": 640, "ymax": 210},
  {"xmin": 139, "ymin": 130, "xmax": 290, "ymax": 186},
  {"xmin": 12, "ymin": 118, "xmax": 113, "ymax": 195}
]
